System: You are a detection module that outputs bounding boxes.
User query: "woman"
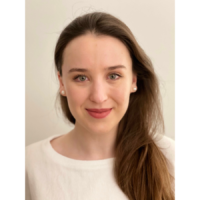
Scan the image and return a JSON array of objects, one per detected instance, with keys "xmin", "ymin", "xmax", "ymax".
[{"xmin": 26, "ymin": 12, "xmax": 175, "ymax": 200}]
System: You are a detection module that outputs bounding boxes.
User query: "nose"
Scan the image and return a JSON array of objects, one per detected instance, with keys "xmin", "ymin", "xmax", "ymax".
[{"xmin": 89, "ymin": 81, "xmax": 108, "ymax": 104}]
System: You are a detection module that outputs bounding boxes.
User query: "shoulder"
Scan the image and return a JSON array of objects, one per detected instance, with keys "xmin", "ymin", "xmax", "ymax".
[
  {"xmin": 26, "ymin": 139, "xmax": 44, "ymax": 158},
  {"xmin": 154, "ymin": 135, "xmax": 175, "ymax": 150},
  {"xmin": 25, "ymin": 136, "xmax": 53, "ymax": 170},
  {"xmin": 154, "ymin": 135, "xmax": 175, "ymax": 162},
  {"xmin": 25, "ymin": 139, "xmax": 45, "ymax": 168},
  {"xmin": 153, "ymin": 135, "xmax": 175, "ymax": 176},
  {"xmin": 25, "ymin": 134, "xmax": 64, "ymax": 168}
]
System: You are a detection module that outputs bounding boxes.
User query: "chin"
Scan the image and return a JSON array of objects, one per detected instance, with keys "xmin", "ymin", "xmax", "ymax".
[{"xmin": 87, "ymin": 122, "xmax": 118, "ymax": 135}]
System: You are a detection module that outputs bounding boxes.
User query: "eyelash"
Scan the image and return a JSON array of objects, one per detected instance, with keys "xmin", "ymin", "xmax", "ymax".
[{"xmin": 73, "ymin": 73, "xmax": 122, "ymax": 82}]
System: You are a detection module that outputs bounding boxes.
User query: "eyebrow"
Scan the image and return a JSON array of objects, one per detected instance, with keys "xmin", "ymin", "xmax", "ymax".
[{"xmin": 68, "ymin": 65, "xmax": 126, "ymax": 73}]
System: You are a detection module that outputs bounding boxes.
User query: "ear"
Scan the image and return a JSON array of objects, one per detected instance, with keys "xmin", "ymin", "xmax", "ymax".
[
  {"xmin": 130, "ymin": 73, "xmax": 137, "ymax": 93},
  {"xmin": 57, "ymin": 71, "xmax": 66, "ymax": 96}
]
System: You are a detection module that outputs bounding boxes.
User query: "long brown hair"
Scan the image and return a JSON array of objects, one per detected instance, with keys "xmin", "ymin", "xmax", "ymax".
[{"xmin": 54, "ymin": 12, "xmax": 174, "ymax": 200}]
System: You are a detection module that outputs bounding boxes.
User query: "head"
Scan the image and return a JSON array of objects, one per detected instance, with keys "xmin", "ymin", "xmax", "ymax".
[
  {"xmin": 55, "ymin": 12, "xmax": 162, "ymax": 134},
  {"xmin": 57, "ymin": 32, "xmax": 137, "ymax": 135},
  {"xmin": 54, "ymin": 12, "xmax": 174, "ymax": 200}
]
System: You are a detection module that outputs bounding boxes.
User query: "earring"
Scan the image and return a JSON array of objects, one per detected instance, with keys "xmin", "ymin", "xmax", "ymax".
[
  {"xmin": 61, "ymin": 90, "xmax": 65, "ymax": 95},
  {"xmin": 133, "ymin": 87, "xmax": 137, "ymax": 91}
]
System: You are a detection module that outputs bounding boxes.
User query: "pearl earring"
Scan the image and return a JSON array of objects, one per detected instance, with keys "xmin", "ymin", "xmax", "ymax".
[
  {"xmin": 61, "ymin": 90, "xmax": 65, "ymax": 95},
  {"xmin": 133, "ymin": 87, "xmax": 137, "ymax": 91}
]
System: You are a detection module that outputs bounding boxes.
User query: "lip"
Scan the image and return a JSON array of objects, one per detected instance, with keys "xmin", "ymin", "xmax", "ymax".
[
  {"xmin": 86, "ymin": 108, "xmax": 112, "ymax": 112},
  {"xmin": 86, "ymin": 108, "xmax": 112, "ymax": 119}
]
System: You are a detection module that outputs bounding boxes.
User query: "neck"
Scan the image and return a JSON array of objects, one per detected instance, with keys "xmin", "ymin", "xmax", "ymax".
[{"xmin": 66, "ymin": 125, "xmax": 117, "ymax": 160}]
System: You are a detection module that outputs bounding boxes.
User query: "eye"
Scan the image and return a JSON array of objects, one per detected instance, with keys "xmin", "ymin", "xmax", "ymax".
[
  {"xmin": 108, "ymin": 73, "xmax": 121, "ymax": 80},
  {"xmin": 74, "ymin": 75, "xmax": 88, "ymax": 82},
  {"xmin": 73, "ymin": 73, "xmax": 122, "ymax": 82}
]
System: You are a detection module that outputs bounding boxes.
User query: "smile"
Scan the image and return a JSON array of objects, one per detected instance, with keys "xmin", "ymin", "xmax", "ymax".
[{"xmin": 86, "ymin": 108, "xmax": 112, "ymax": 119}]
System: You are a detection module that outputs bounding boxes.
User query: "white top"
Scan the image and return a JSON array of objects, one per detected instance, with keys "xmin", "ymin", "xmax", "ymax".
[{"xmin": 25, "ymin": 133, "xmax": 175, "ymax": 200}]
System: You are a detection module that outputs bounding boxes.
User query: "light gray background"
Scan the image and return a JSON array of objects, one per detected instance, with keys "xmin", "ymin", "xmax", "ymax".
[{"xmin": 26, "ymin": 0, "xmax": 175, "ymax": 146}]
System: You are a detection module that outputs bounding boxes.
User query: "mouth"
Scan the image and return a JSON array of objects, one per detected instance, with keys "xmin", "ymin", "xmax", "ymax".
[{"xmin": 86, "ymin": 108, "xmax": 112, "ymax": 119}]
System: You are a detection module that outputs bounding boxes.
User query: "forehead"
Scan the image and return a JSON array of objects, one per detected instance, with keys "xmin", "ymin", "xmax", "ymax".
[{"xmin": 62, "ymin": 33, "xmax": 132, "ymax": 70}]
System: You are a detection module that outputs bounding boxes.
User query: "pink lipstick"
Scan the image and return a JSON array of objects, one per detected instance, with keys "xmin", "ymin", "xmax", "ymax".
[{"xmin": 86, "ymin": 108, "xmax": 112, "ymax": 119}]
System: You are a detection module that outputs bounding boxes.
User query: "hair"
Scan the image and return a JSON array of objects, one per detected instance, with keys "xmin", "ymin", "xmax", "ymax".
[{"xmin": 54, "ymin": 12, "xmax": 174, "ymax": 200}]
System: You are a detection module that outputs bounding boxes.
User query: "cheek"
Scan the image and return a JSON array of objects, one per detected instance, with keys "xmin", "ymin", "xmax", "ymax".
[
  {"xmin": 111, "ymin": 84, "xmax": 130, "ymax": 107},
  {"xmin": 66, "ymin": 86, "xmax": 87, "ymax": 107},
  {"xmin": 64, "ymin": 86, "xmax": 86, "ymax": 120},
  {"xmin": 114, "ymin": 82, "xmax": 130, "ymax": 99}
]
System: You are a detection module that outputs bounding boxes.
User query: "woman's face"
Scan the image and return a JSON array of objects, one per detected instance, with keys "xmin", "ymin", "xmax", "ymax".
[{"xmin": 58, "ymin": 33, "xmax": 137, "ymax": 135}]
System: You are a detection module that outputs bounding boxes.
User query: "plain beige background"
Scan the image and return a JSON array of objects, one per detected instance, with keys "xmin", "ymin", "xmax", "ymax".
[{"xmin": 26, "ymin": 0, "xmax": 174, "ymax": 146}]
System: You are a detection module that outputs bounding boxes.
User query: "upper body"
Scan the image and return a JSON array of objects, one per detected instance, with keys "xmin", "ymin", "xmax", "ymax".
[
  {"xmin": 25, "ymin": 133, "xmax": 175, "ymax": 200},
  {"xmin": 26, "ymin": 12, "xmax": 175, "ymax": 200}
]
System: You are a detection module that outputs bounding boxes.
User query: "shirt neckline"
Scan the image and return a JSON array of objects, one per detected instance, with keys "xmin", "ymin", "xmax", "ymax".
[{"xmin": 44, "ymin": 133, "xmax": 115, "ymax": 169}]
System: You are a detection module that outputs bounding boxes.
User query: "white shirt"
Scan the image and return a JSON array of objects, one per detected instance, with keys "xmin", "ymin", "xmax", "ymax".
[{"xmin": 25, "ymin": 133, "xmax": 175, "ymax": 200}]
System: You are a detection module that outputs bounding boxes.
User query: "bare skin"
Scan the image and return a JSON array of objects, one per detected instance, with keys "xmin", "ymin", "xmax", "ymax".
[
  {"xmin": 51, "ymin": 33, "xmax": 137, "ymax": 161},
  {"xmin": 50, "ymin": 129, "xmax": 115, "ymax": 160}
]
